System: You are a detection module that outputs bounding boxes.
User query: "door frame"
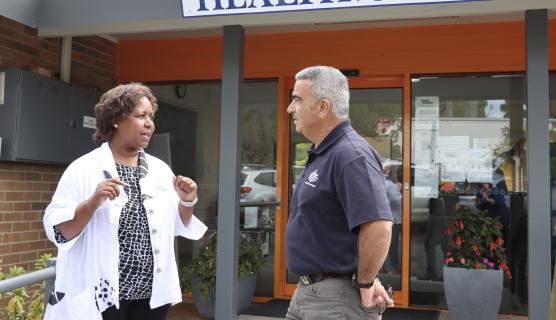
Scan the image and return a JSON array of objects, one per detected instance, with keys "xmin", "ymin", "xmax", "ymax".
[{"xmin": 274, "ymin": 74, "xmax": 412, "ymax": 308}]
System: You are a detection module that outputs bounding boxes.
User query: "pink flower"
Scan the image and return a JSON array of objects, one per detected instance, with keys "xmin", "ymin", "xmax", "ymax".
[
  {"xmin": 488, "ymin": 262, "xmax": 495, "ymax": 268},
  {"xmin": 445, "ymin": 257, "xmax": 454, "ymax": 264},
  {"xmin": 482, "ymin": 258, "xmax": 489, "ymax": 264},
  {"xmin": 460, "ymin": 258, "xmax": 465, "ymax": 264}
]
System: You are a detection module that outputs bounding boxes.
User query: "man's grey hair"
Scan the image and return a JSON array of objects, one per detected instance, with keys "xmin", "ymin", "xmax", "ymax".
[{"xmin": 295, "ymin": 66, "xmax": 350, "ymax": 119}]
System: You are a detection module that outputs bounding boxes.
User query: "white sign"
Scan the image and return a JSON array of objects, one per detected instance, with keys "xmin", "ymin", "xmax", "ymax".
[
  {"xmin": 415, "ymin": 96, "xmax": 439, "ymax": 118},
  {"xmin": 440, "ymin": 147, "xmax": 466, "ymax": 182},
  {"xmin": 244, "ymin": 207, "xmax": 258, "ymax": 229},
  {"xmin": 83, "ymin": 116, "xmax": 97, "ymax": 129},
  {"xmin": 467, "ymin": 148, "xmax": 492, "ymax": 183},
  {"xmin": 413, "ymin": 120, "xmax": 439, "ymax": 164},
  {"xmin": 182, "ymin": 0, "xmax": 478, "ymax": 18},
  {"xmin": 413, "ymin": 163, "xmax": 439, "ymax": 198}
]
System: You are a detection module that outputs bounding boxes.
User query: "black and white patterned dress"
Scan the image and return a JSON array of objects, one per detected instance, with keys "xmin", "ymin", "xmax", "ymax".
[{"xmin": 116, "ymin": 163, "xmax": 154, "ymax": 300}]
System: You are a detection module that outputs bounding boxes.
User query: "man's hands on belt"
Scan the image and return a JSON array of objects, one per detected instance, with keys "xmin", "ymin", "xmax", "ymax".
[{"xmin": 359, "ymin": 279, "xmax": 394, "ymax": 309}]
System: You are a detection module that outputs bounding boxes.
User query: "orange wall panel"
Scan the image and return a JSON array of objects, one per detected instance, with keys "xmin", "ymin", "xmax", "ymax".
[{"xmin": 117, "ymin": 20, "xmax": 556, "ymax": 82}]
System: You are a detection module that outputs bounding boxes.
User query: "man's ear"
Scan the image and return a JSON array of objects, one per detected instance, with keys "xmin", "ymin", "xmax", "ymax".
[{"xmin": 318, "ymin": 98, "xmax": 332, "ymax": 117}]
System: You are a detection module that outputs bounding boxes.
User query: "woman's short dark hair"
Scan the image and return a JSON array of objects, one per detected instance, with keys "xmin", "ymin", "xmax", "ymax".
[{"xmin": 93, "ymin": 83, "xmax": 158, "ymax": 145}]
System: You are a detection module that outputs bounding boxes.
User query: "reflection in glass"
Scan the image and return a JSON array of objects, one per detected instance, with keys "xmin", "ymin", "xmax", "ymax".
[
  {"xmin": 151, "ymin": 81, "xmax": 278, "ymax": 297},
  {"xmin": 410, "ymin": 75, "xmax": 527, "ymax": 314},
  {"xmin": 549, "ymin": 74, "xmax": 556, "ymax": 291}
]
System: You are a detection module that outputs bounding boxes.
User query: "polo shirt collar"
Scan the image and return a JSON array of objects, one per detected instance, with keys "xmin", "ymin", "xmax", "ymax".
[{"xmin": 309, "ymin": 119, "xmax": 353, "ymax": 155}]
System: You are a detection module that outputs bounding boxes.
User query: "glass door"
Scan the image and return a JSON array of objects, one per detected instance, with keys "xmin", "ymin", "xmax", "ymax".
[{"xmin": 275, "ymin": 76, "xmax": 409, "ymax": 306}]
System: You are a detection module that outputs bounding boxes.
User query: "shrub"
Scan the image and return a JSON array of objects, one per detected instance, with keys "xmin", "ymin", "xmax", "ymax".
[
  {"xmin": 1, "ymin": 253, "xmax": 53, "ymax": 320},
  {"xmin": 180, "ymin": 232, "xmax": 263, "ymax": 301}
]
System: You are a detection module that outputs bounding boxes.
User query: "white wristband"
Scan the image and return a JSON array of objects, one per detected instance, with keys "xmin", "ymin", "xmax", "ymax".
[{"xmin": 179, "ymin": 196, "xmax": 198, "ymax": 208}]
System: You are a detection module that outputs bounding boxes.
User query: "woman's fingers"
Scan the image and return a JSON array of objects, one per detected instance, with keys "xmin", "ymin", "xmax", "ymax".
[
  {"xmin": 175, "ymin": 176, "xmax": 196, "ymax": 193},
  {"xmin": 97, "ymin": 178, "xmax": 126, "ymax": 201}
]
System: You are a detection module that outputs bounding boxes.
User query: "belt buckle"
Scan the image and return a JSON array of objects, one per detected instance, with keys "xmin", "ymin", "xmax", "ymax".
[{"xmin": 300, "ymin": 275, "xmax": 312, "ymax": 285}]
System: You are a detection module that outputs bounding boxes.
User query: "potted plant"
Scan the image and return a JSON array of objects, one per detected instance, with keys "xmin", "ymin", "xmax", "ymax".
[
  {"xmin": 443, "ymin": 207, "xmax": 512, "ymax": 320},
  {"xmin": 180, "ymin": 232, "xmax": 263, "ymax": 319}
]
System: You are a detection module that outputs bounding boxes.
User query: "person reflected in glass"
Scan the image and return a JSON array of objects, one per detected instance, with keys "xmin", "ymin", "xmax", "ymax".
[
  {"xmin": 383, "ymin": 162, "xmax": 402, "ymax": 274},
  {"xmin": 475, "ymin": 182, "xmax": 510, "ymax": 245},
  {"xmin": 43, "ymin": 83, "xmax": 207, "ymax": 320},
  {"xmin": 420, "ymin": 182, "xmax": 459, "ymax": 281}
]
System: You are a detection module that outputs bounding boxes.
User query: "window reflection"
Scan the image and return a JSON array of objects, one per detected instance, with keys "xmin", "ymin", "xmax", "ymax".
[
  {"xmin": 549, "ymin": 74, "xmax": 556, "ymax": 288},
  {"xmin": 410, "ymin": 75, "xmax": 527, "ymax": 314},
  {"xmin": 151, "ymin": 81, "xmax": 279, "ymax": 298}
]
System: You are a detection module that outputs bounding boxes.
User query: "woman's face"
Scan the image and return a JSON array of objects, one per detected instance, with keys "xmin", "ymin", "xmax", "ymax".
[{"xmin": 113, "ymin": 96, "xmax": 155, "ymax": 151}]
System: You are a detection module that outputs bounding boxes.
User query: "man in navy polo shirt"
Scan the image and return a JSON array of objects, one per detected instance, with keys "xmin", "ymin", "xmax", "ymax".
[{"xmin": 285, "ymin": 66, "xmax": 394, "ymax": 319}]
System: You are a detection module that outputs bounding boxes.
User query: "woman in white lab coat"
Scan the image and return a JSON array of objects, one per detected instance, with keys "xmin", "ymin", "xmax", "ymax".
[{"xmin": 43, "ymin": 83, "xmax": 207, "ymax": 320}]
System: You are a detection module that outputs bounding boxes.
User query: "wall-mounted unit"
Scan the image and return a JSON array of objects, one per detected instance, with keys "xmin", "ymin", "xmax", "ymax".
[{"xmin": 0, "ymin": 69, "xmax": 100, "ymax": 164}]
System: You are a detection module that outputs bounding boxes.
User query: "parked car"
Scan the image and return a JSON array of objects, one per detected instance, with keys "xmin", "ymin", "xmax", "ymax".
[
  {"xmin": 240, "ymin": 165, "xmax": 277, "ymax": 203},
  {"xmin": 239, "ymin": 166, "xmax": 277, "ymax": 247}
]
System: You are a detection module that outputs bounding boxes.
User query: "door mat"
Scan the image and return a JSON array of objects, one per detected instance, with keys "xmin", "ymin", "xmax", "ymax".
[{"xmin": 243, "ymin": 299, "xmax": 441, "ymax": 319}]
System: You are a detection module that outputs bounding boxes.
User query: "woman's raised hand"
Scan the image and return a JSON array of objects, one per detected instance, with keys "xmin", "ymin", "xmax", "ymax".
[
  {"xmin": 173, "ymin": 175, "xmax": 197, "ymax": 202},
  {"xmin": 90, "ymin": 178, "xmax": 127, "ymax": 208}
]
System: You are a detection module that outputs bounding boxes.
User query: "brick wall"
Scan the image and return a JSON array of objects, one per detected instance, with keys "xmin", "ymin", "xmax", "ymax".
[
  {"xmin": 0, "ymin": 163, "xmax": 63, "ymax": 270},
  {"xmin": 0, "ymin": 15, "xmax": 116, "ymax": 315},
  {"xmin": 0, "ymin": 15, "xmax": 115, "ymax": 92}
]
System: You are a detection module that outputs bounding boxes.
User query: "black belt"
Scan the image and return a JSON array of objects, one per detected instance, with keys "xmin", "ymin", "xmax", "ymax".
[{"xmin": 299, "ymin": 272, "xmax": 352, "ymax": 285}]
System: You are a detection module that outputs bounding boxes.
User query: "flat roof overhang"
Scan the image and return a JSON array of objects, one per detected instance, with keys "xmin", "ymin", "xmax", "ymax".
[{"xmin": 27, "ymin": 0, "xmax": 556, "ymax": 39}]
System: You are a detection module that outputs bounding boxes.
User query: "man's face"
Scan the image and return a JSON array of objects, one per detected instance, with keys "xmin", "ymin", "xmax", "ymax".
[{"xmin": 287, "ymin": 79, "xmax": 321, "ymax": 140}]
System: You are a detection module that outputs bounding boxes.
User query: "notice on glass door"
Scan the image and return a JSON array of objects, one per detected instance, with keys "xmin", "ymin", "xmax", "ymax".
[
  {"xmin": 466, "ymin": 148, "xmax": 493, "ymax": 183},
  {"xmin": 415, "ymin": 96, "xmax": 439, "ymax": 119},
  {"xmin": 440, "ymin": 148, "xmax": 466, "ymax": 182}
]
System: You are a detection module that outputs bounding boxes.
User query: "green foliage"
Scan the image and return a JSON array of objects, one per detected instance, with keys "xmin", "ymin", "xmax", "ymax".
[
  {"xmin": 444, "ymin": 208, "xmax": 511, "ymax": 279},
  {"xmin": 180, "ymin": 233, "xmax": 263, "ymax": 301},
  {"xmin": 2, "ymin": 253, "xmax": 53, "ymax": 320},
  {"xmin": 26, "ymin": 253, "xmax": 52, "ymax": 320},
  {"xmin": 6, "ymin": 266, "xmax": 28, "ymax": 320}
]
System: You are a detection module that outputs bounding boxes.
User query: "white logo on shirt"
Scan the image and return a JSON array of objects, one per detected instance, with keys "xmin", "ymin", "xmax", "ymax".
[{"xmin": 304, "ymin": 169, "xmax": 319, "ymax": 188}]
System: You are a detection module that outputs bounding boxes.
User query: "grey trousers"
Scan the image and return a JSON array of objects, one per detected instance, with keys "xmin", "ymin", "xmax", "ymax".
[{"xmin": 286, "ymin": 278, "xmax": 381, "ymax": 320}]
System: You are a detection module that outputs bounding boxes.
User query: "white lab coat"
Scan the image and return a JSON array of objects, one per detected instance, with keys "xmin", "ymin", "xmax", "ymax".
[{"xmin": 43, "ymin": 142, "xmax": 207, "ymax": 320}]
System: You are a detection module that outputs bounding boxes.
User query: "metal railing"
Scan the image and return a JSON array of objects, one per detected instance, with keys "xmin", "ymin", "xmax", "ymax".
[
  {"xmin": 0, "ymin": 202, "xmax": 279, "ymax": 310},
  {"xmin": 0, "ymin": 258, "xmax": 56, "ymax": 307},
  {"xmin": 239, "ymin": 200, "xmax": 280, "ymax": 208}
]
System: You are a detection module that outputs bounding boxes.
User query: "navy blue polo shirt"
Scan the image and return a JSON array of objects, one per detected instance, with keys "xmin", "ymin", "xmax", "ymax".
[{"xmin": 285, "ymin": 120, "xmax": 393, "ymax": 276}]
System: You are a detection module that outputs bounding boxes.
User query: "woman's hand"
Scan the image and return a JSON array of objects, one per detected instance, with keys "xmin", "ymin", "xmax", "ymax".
[
  {"xmin": 89, "ymin": 178, "xmax": 127, "ymax": 208},
  {"xmin": 173, "ymin": 176, "xmax": 197, "ymax": 202}
]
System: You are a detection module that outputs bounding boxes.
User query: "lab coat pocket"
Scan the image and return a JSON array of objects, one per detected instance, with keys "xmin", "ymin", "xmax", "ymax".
[
  {"xmin": 104, "ymin": 197, "xmax": 126, "ymax": 225},
  {"xmin": 45, "ymin": 287, "xmax": 101, "ymax": 320}
]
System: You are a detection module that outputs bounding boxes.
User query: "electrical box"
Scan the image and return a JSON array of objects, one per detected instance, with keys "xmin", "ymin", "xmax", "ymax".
[
  {"xmin": 0, "ymin": 69, "xmax": 100, "ymax": 164},
  {"xmin": 68, "ymin": 85, "xmax": 101, "ymax": 160}
]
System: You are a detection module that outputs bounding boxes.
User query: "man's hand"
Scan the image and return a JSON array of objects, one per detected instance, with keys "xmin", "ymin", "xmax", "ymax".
[{"xmin": 359, "ymin": 280, "xmax": 394, "ymax": 309}]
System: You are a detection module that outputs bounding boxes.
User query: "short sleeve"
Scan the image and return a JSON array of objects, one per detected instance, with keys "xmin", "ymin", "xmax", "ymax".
[
  {"xmin": 336, "ymin": 157, "xmax": 393, "ymax": 232},
  {"xmin": 174, "ymin": 211, "xmax": 208, "ymax": 240}
]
